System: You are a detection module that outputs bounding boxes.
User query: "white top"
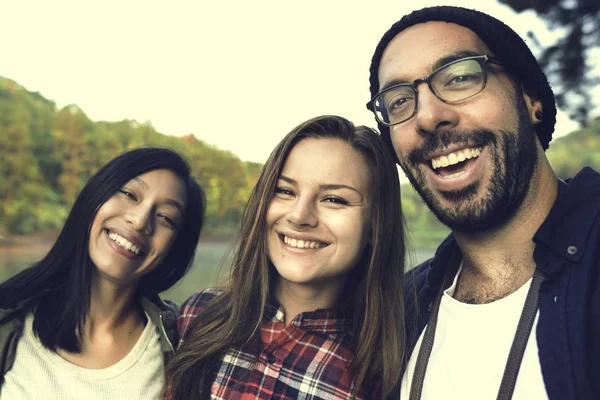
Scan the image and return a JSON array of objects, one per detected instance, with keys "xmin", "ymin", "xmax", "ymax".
[
  {"xmin": 1, "ymin": 312, "xmax": 165, "ymax": 400},
  {"xmin": 400, "ymin": 265, "xmax": 548, "ymax": 399}
]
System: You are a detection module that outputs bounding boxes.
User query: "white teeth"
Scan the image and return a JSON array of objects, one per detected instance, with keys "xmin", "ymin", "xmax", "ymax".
[
  {"xmin": 431, "ymin": 147, "xmax": 482, "ymax": 170},
  {"xmin": 282, "ymin": 235, "xmax": 325, "ymax": 249},
  {"xmin": 108, "ymin": 231, "xmax": 141, "ymax": 255}
]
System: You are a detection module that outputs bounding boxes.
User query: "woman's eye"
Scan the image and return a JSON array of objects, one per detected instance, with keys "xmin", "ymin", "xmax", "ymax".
[
  {"xmin": 157, "ymin": 214, "xmax": 178, "ymax": 228},
  {"xmin": 274, "ymin": 187, "xmax": 294, "ymax": 196},
  {"xmin": 118, "ymin": 189, "xmax": 137, "ymax": 200},
  {"xmin": 323, "ymin": 196, "xmax": 348, "ymax": 205}
]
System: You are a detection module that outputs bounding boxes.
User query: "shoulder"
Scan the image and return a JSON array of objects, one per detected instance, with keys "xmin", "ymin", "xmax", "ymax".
[
  {"xmin": 404, "ymin": 234, "xmax": 458, "ymax": 293},
  {"xmin": 142, "ymin": 294, "xmax": 178, "ymax": 316},
  {"xmin": 563, "ymin": 167, "xmax": 600, "ymax": 198},
  {"xmin": 140, "ymin": 295, "xmax": 178, "ymax": 329},
  {"xmin": 178, "ymin": 288, "xmax": 223, "ymax": 318},
  {"xmin": 177, "ymin": 288, "xmax": 224, "ymax": 341},
  {"xmin": 404, "ymin": 246, "xmax": 449, "ymax": 300},
  {"xmin": 0, "ymin": 309, "xmax": 27, "ymax": 378},
  {"xmin": 403, "ymin": 234, "xmax": 458, "ymax": 321},
  {"xmin": 404, "ymin": 259, "xmax": 432, "ymax": 319},
  {"xmin": 538, "ymin": 168, "xmax": 600, "ymax": 249},
  {"xmin": 0, "ymin": 308, "xmax": 27, "ymax": 332},
  {"xmin": 405, "ymin": 259, "xmax": 430, "ymax": 291}
]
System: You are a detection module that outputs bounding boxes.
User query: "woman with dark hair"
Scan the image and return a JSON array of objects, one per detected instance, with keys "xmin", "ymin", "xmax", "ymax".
[
  {"xmin": 0, "ymin": 147, "xmax": 205, "ymax": 399},
  {"xmin": 167, "ymin": 115, "xmax": 406, "ymax": 399}
]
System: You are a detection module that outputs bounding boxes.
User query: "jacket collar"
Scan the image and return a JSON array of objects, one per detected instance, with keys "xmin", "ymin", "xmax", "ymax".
[
  {"xmin": 533, "ymin": 167, "xmax": 600, "ymax": 274},
  {"xmin": 140, "ymin": 295, "xmax": 177, "ymax": 330},
  {"xmin": 425, "ymin": 235, "xmax": 459, "ymax": 290},
  {"xmin": 140, "ymin": 295, "xmax": 178, "ymax": 356}
]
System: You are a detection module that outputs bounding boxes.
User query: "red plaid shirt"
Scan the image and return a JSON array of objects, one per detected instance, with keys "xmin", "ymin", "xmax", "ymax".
[{"xmin": 175, "ymin": 288, "xmax": 380, "ymax": 399}]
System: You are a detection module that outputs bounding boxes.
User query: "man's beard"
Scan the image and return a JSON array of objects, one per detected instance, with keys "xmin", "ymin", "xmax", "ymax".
[{"xmin": 400, "ymin": 99, "xmax": 539, "ymax": 234}]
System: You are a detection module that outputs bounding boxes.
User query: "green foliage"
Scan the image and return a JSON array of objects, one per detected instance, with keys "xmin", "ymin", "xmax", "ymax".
[
  {"xmin": 500, "ymin": 0, "xmax": 600, "ymax": 124},
  {"xmin": 3, "ymin": 183, "xmax": 68, "ymax": 234},
  {"xmin": 400, "ymin": 184, "xmax": 450, "ymax": 252},
  {"xmin": 0, "ymin": 76, "xmax": 261, "ymax": 236},
  {"xmin": 547, "ymin": 116, "xmax": 600, "ymax": 178}
]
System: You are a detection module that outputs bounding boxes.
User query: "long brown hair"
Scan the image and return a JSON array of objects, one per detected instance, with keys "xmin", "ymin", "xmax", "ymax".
[{"xmin": 167, "ymin": 115, "xmax": 406, "ymax": 399}]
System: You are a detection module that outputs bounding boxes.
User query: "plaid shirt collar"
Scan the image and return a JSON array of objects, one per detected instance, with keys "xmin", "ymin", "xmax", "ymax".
[{"xmin": 264, "ymin": 297, "xmax": 351, "ymax": 334}]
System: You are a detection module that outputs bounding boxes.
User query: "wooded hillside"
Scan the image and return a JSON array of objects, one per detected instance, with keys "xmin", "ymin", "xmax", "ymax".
[{"xmin": 1, "ymin": 76, "xmax": 598, "ymax": 245}]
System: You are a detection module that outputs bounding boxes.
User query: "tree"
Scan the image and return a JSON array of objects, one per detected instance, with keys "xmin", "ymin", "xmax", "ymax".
[
  {"xmin": 0, "ymin": 79, "xmax": 66, "ymax": 234},
  {"xmin": 500, "ymin": 0, "xmax": 600, "ymax": 124},
  {"xmin": 53, "ymin": 105, "xmax": 93, "ymax": 204}
]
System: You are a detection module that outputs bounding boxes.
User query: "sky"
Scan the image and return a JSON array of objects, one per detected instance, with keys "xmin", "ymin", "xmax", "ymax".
[{"xmin": 0, "ymin": 0, "xmax": 585, "ymax": 166}]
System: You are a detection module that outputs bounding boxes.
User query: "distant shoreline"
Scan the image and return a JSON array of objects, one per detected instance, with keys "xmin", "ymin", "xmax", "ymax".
[
  {"xmin": 0, "ymin": 231, "xmax": 237, "ymax": 272},
  {"xmin": 0, "ymin": 231, "xmax": 237, "ymax": 247}
]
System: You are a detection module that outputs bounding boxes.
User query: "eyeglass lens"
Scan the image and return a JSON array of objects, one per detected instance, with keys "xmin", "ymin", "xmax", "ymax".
[{"xmin": 375, "ymin": 58, "xmax": 486, "ymax": 125}]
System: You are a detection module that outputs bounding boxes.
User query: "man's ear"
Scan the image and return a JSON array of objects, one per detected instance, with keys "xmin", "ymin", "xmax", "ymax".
[{"xmin": 522, "ymin": 89, "xmax": 543, "ymax": 126}]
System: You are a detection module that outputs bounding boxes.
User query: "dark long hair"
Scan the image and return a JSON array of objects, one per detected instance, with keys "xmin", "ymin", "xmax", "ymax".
[
  {"xmin": 167, "ymin": 116, "xmax": 406, "ymax": 399},
  {"xmin": 0, "ymin": 147, "xmax": 206, "ymax": 352}
]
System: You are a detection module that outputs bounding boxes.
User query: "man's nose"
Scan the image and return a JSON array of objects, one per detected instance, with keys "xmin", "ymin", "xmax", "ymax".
[{"xmin": 414, "ymin": 83, "xmax": 459, "ymax": 135}]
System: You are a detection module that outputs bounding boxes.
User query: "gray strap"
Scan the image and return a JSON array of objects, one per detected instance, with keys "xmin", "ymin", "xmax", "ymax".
[
  {"xmin": 496, "ymin": 269, "xmax": 544, "ymax": 400},
  {"xmin": 409, "ymin": 250, "xmax": 461, "ymax": 400}
]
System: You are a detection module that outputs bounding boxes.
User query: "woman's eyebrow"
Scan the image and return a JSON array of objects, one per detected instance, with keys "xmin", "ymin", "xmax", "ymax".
[
  {"xmin": 278, "ymin": 175, "xmax": 296, "ymax": 185},
  {"xmin": 131, "ymin": 177, "xmax": 184, "ymax": 212},
  {"xmin": 131, "ymin": 177, "xmax": 149, "ymax": 190},
  {"xmin": 164, "ymin": 198, "xmax": 184, "ymax": 213},
  {"xmin": 319, "ymin": 183, "xmax": 361, "ymax": 196}
]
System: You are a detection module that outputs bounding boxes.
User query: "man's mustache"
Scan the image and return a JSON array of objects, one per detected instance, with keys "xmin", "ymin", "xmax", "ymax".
[{"xmin": 408, "ymin": 129, "xmax": 497, "ymax": 165}]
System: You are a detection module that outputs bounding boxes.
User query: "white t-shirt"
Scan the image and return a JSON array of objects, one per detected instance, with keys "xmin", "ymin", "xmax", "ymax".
[
  {"xmin": 400, "ymin": 265, "xmax": 548, "ymax": 399},
  {"xmin": 1, "ymin": 312, "xmax": 165, "ymax": 400}
]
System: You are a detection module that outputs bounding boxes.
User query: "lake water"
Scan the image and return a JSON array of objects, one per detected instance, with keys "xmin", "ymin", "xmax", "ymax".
[{"xmin": 0, "ymin": 238, "xmax": 435, "ymax": 304}]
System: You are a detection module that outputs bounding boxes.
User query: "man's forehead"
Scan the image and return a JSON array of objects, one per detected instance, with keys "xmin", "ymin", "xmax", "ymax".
[{"xmin": 377, "ymin": 21, "xmax": 491, "ymax": 87}]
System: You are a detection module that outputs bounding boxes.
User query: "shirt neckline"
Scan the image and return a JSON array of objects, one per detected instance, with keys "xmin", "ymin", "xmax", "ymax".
[{"xmin": 25, "ymin": 311, "xmax": 158, "ymax": 380}]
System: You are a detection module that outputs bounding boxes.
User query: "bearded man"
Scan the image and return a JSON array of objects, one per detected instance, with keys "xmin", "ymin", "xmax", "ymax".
[{"xmin": 366, "ymin": 6, "xmax": 600, "ymax": 400}]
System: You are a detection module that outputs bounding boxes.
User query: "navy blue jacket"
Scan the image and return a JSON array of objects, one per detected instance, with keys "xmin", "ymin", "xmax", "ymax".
[{"xmin": 404, "ymin": 167, "xmax": 600, "ymax": 400}]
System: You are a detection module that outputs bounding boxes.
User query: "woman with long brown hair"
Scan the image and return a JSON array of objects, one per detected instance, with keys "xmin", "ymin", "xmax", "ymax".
[{"xmin": 166, "ymin": 115, "xmax": 406, "ymax": 399}]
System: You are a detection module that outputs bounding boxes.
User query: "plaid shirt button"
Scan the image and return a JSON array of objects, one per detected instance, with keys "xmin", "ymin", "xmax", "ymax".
[{"xmin": 267, "ymin": 353, "xmax": 276, "ymax": 363}]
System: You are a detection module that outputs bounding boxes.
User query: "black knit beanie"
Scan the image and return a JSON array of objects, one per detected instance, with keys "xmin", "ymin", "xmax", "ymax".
[{"xmin": 368, "ymin": 6, "xmax": 557, "ymax": 159}]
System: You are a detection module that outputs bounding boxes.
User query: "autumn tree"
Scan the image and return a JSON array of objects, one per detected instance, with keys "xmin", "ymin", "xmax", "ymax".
[{"xmin": 53, "ymin": 105, "xmax": 93, "ymax": 204}]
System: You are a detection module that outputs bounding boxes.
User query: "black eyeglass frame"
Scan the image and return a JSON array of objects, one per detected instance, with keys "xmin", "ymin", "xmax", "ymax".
[{"xmin": 367, "ymin": 55, "xmax": 503, "ymax": 127}]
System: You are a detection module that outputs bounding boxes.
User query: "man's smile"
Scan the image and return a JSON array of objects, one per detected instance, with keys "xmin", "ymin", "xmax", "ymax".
[{"xmin": 431, "ymin": 147, "xmax": 482, "ymax": 171}]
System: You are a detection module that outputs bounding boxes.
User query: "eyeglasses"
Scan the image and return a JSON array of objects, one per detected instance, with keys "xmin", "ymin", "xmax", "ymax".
[{"xmin": 367, "ymin": 55, "xmax": 502, "ymax": 127}]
